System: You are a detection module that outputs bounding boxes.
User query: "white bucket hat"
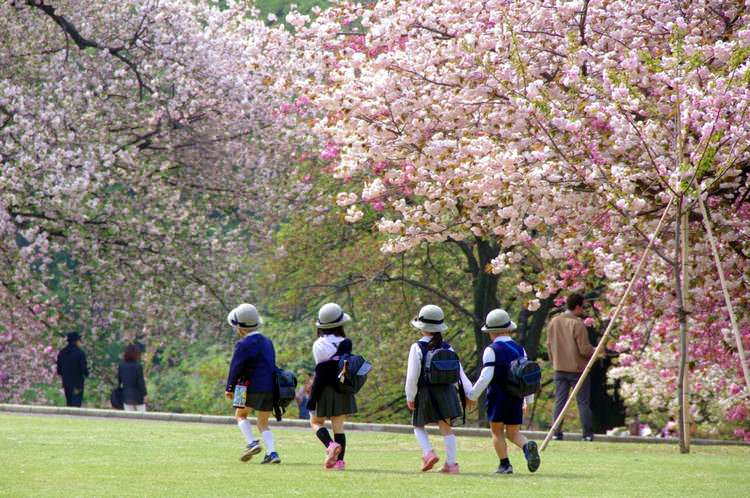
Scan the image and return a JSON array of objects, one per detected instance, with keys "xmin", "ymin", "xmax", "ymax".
[
  {"xmin": 482, "ymin": 308, "xmax": 516, "ymax": 332},
  {"xmin": 316, "ymin": 302, "xmax": 351, "ymax": 329},
  {"xmin": 227, "ymin": 303, "xmax": 262, "ymax": 330},
  {"xmin": 411, "ymin": 304, "xmax": 448, "ymax": 333}
]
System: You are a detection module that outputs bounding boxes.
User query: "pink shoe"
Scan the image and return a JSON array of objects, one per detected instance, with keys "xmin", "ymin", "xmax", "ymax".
[
  {"xmin": 421, "ymin": 451, "xmax": 439, "ymax": 472},
  {"xmin": 324, "ymin": 442, "xmax": 342, "ymax": 468},
  {"xmin": 330, "ymin": 460, "xmax": 345, "ymax": 471},
  {"xmin": 440, "ymin": 463, "xmax": 460, "ymax": 474}
]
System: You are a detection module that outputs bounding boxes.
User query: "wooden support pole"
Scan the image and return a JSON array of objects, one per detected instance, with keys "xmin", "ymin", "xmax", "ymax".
[
  {"xmin": 698, "ymin": 194, "xmax": 750, "ymax": 391},
  {"xmin": 674, "ymin": 79, "xmax": 691, "ymax": 453},
  {"xmin": 681, "ymin": 201, "xmax": 691, "ymax": 449},
  {"xmin": 540, "ymin": 196, "xmax": 675, "ymax": 451},
  {"xmin": 675, "ymin": 196, "xmax": 690, "ymax": 453}
]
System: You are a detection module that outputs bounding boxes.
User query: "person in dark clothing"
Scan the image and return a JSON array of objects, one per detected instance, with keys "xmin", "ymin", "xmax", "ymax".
[
  {"xmin": 225, "ymin": 303, "xmax": 281, "ymax": 464},
  {"xmin": 118, "ymin": 344, "xmax": 148, "ymax": 412},
  {"xmin": 307, "ymin": 338, "xmax": 352, "ymax": 411},
  {"xmin": 309, "ymin": 303, "xmax": 359, "ymax": 471},
  {"xmin": 56, "ymin": 332, "xmax": 89, "ymax": 407}
]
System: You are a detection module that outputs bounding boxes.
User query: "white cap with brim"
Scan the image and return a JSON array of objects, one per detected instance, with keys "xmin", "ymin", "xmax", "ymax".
[
  {"xmin": 411, "ymin": 304, "xmax": 448, "ymax": 333},
  {"xmin": 316, "ymin": 302, "xmax": 352, "ymax": 330},
  {"xmin": 228, "ymin": 303, "xmax": 263, "ymax": 330},
  {"xmin": 481, "ymin": 308, "xmax": 516, "ymax": 332}
]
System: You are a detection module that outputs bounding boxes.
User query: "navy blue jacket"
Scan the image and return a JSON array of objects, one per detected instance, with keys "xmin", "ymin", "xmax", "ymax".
[
  {"xmin": 486, "ymin": 339, "xmax": 525, "ymax": 391},
  {"xmin": 118, "ymin": 361, "xmax": 147, "ymax": 405},
  {"xmin": 56, "ymin": 344, "xmax": 89, "ymax": 388},
  {"xmin": 226, "ymin": 333, "xmax": 277, "ymax": 393}
]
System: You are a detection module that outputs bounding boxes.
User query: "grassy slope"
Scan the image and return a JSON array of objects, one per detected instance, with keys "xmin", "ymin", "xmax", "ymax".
[{"xmin": 1, "ymin": 413, "xmax": 748, "ymax": 497}]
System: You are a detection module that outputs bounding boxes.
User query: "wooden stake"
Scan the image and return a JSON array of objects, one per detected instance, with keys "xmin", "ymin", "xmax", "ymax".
[
  {"xmin": 698, "ymin": 194, "xmax": 750, "ymax": 391},
  {"xmin": 675, "ymin": 196, "xmax": 690, "ymax": 453},
  {"xmin": 674, "ymin": 79, "xmax": 691, "ymax": 453},
  {"xmin": 540, "ymin": 196, "xmax": 675, "ymax": 451},
  {"xmin": 681, "ymin": 202, "xmax": 691, "ymax": 449}
]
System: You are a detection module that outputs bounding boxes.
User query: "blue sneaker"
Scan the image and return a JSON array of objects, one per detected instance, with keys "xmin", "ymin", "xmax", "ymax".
[
  {"xmin": 524, "ymin": 441, "xmax": 540, "ymax": 473},
  {"xmin": 496, "ymin": 463, "xmax": 513, "ymax": 474},
  {"xmin": 240, "ymin": 440, "xmax": 262, "ymax": 462},
  {"xmin": 261, "ymin": 452, "xmax": 281, "ymax": 464}
]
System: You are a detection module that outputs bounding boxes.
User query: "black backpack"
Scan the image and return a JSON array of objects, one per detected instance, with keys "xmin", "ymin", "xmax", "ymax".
[
  {"xmin": 110, "ymin": 387, "xmax": 124, "ymax": 410},
  {"xmin": 420, "ymin": 343, "xmax": 461, "ymax": 385},
  {"xmin": 272, "ymin": 369, "xmax": 298, "ymax": 420},
  {"xmin": 336, "ymin": 354, "xmax": 372, "ymax": 394},
  {"xmin": 502, "ymin": 343, "xmax": 541, "ymax": 397}
]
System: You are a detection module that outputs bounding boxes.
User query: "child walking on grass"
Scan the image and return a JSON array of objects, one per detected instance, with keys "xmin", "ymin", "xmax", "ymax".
[
  {"xmin": 405, "ymin": 304, "xmax": 474, "ymax": 474},
  {"xmin": 225, "ymin": 303, "xmax": 280, "ymax": 464},
  {"xmin": 307, "ymin": 303, "xmax": 358, "ymax": 471},
  {"xmin": 468, "ymin": 309, "xmax": 540, "ymax": 474}
]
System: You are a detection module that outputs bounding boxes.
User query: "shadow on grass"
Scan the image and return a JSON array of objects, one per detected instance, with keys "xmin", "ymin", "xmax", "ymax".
[
  {"xmin": 346, "ymin": 468, "xmax": 588, "ymax": 479},
  {"xmin": 285, "ymin": 462, "xmax": 586, "ymax": 479}
]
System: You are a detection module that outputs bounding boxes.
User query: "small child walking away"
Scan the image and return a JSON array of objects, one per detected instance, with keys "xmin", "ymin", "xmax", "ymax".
[
  {"xmin": 225, "ymin": 304, "xmax": 281, "ymax": 464},
  {"xmin": 468, "ymin": 309, "xmax": 541, "ymax": 474},
  {"xmin": 405, "ymin": 305, "xmax": 474, "ymax": 474},
  {"xmin": 307, "ymin": 303, "xmax": 358, "ymax": 471}
]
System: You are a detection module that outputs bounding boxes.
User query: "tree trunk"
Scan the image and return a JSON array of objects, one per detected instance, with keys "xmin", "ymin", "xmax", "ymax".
[
  {"xmin": 517, "ymin": 295, "xmax": 555, "ymax": 360},
  {"xmin": 675, "ymin": 196, "xmax": 690, "ymax": 454},
  {"xmin": 456, "ymin": 238, "xmax": 500, "ymax": 424},
  {"xmin": 471, "ymin": 239, "xmax": 500, "ymax": 369}
]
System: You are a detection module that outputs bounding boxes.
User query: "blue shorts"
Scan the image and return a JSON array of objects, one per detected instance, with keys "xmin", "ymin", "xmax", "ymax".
[{"xmin": 486, "ymin": 386, "xmax": 523, "ymax": 425}]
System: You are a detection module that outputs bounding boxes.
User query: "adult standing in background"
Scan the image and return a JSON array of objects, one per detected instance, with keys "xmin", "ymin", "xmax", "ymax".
[
  {"xmin": 56, "ymin": 332, "xmax": 89, "ymax": 407},
  {"xmin": 118, "ymin": 344, "xmax": 148, "ymax": 412},
  {"xmin": 296, "ymin": 371, "xmax": 313, "ymax": 420},
  {"xmin": 547, "ymin": 293, "xmax": 595, "ymax": 441}
]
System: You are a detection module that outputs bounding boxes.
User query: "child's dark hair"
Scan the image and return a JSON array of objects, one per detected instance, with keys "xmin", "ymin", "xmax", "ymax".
[
  {"xmin": 317, "ymin": 326, "xmax": 346, "ymax": 338},
  {"xmin": 427, "ymin": 332, "xmax": 443, "ymax": 350},
  {"xmin": 123, "ymin": 344, "xmax": 141, "ymax": 362}
]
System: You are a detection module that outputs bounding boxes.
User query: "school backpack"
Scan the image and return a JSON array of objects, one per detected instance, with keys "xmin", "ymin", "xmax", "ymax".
[
  {"xmin": 272, "ymin": 369, "xmax": 298, "ymax": 421},
  {"xmin": 504, "ymin": 345, "xmax": 542, "ymax": 398},
  {"xmin": 420, "ymin": 344, "xmax": 461, "ymax": 385},
  {"xmin": 336, "ymin": 353, "xmax": 372, "ymax": 394}
]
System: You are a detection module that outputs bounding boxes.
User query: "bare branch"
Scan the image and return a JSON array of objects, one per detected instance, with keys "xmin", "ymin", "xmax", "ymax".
[
  {"xmin": 26, "ymin": 0, "xmax": 153, "ymax": 97},
  {"xmin": 375, "ymin": 272, "xmax": 475, "ymax": 321}
]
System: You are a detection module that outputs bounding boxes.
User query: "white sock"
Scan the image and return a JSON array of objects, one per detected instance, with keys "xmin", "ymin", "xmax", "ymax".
[
  {"xmin": 262, "ymin": 430, "xmax": 275, "ymax": 453},
  {"xmin": 413, "ymin": 427, "xmax": 433, "ymax": 455},
  {"xmin": 444, "ymin": 434, "xmax": 457, "ymax": 465},
  {"xmin": 237, "ymin": 419, "xmax": 254, "ymax": 444}
]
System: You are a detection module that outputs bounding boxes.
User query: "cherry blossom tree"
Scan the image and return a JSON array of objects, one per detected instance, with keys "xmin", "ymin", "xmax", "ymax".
[
  {"xmin": 291, "ymin": 0, "xmax": 750, "ymax": 438},
  {"xmin": 0, "ymin": 0, "xmax": 310, "ymax": 401}
]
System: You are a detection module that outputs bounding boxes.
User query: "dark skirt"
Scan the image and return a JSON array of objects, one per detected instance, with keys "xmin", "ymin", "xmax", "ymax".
[
  {"xmin": 412, "ymin": 384, "xmax": 463, "ymax": 427},
  {"xmin": 246, "ymin": 391, "xmax": 274, "ymax": 412},
  {"xmin": 313, "ymin": 385, "xmax": 357, "ymax": 418}
]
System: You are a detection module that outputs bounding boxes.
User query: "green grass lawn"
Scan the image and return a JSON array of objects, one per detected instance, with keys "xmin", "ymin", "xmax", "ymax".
[{"xmin": 1, "ymin": 413, "xmax": 748, "ymax": 497}]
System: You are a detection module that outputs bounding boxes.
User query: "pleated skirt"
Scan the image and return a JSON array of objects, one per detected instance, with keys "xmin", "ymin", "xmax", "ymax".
[
  {"xmin": 412, "ymin": 384, "xmax": 463, "ymax": 427},
  {"xmin": 313, "ymin": 385, "xmax": 357, "ymax": 418},
  {"xmin": 246, "ymin": 391, "xmax": 274, "ymax": 412}
]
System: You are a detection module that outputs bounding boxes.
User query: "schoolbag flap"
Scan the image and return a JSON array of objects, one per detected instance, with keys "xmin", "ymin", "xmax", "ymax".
[
  {"xmin": 337, "ymin": 353, "xmax": 370, "ymax": 394},
  {"xmin": 423, "ymin": 347, "xmax": 460, "ymax": 385}
]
